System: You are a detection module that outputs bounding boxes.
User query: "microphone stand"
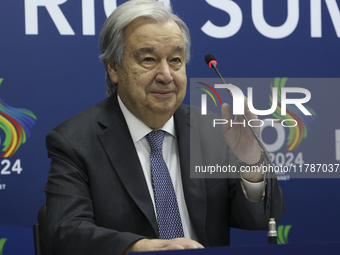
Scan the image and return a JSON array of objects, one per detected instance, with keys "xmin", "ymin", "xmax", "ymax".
[{"xmin": 207, "ymin": 57, "xmax": 277, "ymax": 245}]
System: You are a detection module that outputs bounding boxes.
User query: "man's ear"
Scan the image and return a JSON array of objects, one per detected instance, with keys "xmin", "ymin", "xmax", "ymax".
[{"xmin": 107, "ymin": 61, "xmax": 119, "ymax": 84}]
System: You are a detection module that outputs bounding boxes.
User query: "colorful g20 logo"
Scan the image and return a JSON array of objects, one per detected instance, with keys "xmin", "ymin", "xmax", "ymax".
[
  {"xmin": 0, "ymin": 78, "xmax": 37, "ymax": 158},
  {"xmin": 0, "ymin": 78, "xmax": 37, "ymax": 178}
]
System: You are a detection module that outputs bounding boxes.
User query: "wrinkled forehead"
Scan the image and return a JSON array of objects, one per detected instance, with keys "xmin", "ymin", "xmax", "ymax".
[
  {"xmin": 124, "ymin": 18, "xmax": 185, "ymax": 52},
  {"xmin": 124, "ymin": 18, "xmax": 184, "ymax": 44},
  {"xmin": 124, "ymin": 17, "xmax": 181, "ymax": 39}
]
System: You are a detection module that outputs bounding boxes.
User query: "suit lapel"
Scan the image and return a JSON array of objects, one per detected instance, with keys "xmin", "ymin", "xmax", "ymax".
[
  {"xmin": 175, "ymin": 105, "xmax": 209, "ymax": 245},
  {"xmin": 97, "ymin": 95, "xmax": 158, "ymax": 236}
]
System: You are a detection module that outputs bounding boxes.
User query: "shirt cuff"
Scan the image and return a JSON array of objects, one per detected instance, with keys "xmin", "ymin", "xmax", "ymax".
[{"xmin": 240, "ymin": 173, "xmax": 266, "ymax": 202}]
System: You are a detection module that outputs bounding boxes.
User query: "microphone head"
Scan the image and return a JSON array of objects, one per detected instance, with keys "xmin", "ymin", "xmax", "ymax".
[{"xmin": 205, "ymin": 54, "xmax": 217, "ymax": 68}]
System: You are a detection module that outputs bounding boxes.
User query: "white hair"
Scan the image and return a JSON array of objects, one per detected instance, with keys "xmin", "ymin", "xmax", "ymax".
[{"xmin": 99, "ymin": 0, "xmax": 191, "ymax": 96}]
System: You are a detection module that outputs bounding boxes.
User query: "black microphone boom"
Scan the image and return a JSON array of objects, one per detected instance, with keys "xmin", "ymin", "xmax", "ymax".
[
  {"xmin": 204, "ymin": 53, "xmax": 277, "ymax": 245},
  {"xmin": 204, "ymin": 54, "xmax": 273, "ymax": 166},
  {"xmin": 205, "ymin": 54, "xmax": 225, "ymax": 83},
  {"xmin": 205, "ymin": 54, "xmax": 232, "ymax": 97}
]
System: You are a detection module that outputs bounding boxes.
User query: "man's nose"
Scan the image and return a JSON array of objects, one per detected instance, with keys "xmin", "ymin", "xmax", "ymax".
[{"xmin": 155, "ymin": 60, "xmax": 174, "ymax": 85}]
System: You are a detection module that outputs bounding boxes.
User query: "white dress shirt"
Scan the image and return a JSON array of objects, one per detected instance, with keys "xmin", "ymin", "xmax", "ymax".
[{"xmin": 117, "ymin": 95, "xmax": 264, "ymax": 240}]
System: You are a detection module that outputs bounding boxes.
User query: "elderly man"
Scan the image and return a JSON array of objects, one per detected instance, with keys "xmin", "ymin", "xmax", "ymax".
[{"xmin": 45, "ymin": 0, "xmax": 285, "ymax": 254}]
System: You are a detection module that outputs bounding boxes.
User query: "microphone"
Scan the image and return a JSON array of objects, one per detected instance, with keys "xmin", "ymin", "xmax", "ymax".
[
  {"xmin": 205, "ymin": 54, "xmax": 227, "ymax": 85},
  {"xmin": 205, "ymin": 54, "xmax": 233, "ymax": 98},
  {"xmin": 205, "ymin": 54, "xmax": 217, "ymax": 68},
  {"xmin": 204, "ymin": 54, "xmax": 277, "ymax": 245}
]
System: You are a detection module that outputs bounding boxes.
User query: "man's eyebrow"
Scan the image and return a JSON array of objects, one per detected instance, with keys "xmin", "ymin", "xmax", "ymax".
[
  {"xmin": 134, "ymin": 45, "xmax": 185, "ymax": 58},
  {"xmin": 171, "ymin": 45, "xmax": 185, "ymax": 53},
  {"xmin": 134, "ymin": 47, "xmax": 155, "ymax": 58}
]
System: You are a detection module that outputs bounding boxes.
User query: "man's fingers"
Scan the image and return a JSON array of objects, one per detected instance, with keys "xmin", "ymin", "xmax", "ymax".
[
  {"xmin": 166, "ymin": 244, "xmax": 186, "ymax": 250},
  {"xmin": 243, "ymin": 95, "xmax": 259, "ymax": 120},
  {"xmin": 128, "ymin": 238, "xmax": 204, "ymax": 252},
  {"xmin": 221, "ymin": 103, "xmax": 233, "ymax": 132},
  {"xmin": 168, "ymin": 238, "xmax": 204, "ymax": 249},
  {"xmin": 221, "ymin": 103, "xmax": 232, "ymax": 120}
]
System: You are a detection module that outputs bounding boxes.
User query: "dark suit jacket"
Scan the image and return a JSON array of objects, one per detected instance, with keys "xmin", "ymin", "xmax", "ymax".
[{"xmin": 45, "ymin": 94, "xmax": 285, "ymax": 255}]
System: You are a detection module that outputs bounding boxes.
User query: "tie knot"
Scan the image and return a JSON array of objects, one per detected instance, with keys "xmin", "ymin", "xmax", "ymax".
[{"xmin": 147, "ymin": 130, "xmax": 165, "ymax": 152}]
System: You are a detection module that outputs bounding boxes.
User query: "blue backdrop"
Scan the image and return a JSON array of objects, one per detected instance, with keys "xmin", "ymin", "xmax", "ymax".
[{"xmin": 1, "ymin": 0, "xmax": 340, "ymax": 254}]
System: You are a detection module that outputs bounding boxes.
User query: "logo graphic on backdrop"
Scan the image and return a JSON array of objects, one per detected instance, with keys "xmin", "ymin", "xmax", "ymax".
[
  {"xmin": 0, "ymin": 79, "xmax": 37, "ymax": 157},
  {"xmin": 277, "ymin": 225, "xmax": 291, "ymax": 245},
  {"xmin": 0, "ymin": 238, "xmax": 7, "ymax": 255},
  {"xmin": 0, "ymin": 78, "xmax": 37, "ymax": 190},
  {"xmin": 263, "ymin": 78, "xmax": 316, "ymax": 180},
  {"xmin": 268, "ymin": 78, "xmax": 316, "ymax": 151}
]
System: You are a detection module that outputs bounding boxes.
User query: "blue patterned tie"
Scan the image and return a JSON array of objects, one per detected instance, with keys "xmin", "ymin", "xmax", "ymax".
[{"xmin": 146, "ymin": 130, "xmax": 184, "ymax": 239}]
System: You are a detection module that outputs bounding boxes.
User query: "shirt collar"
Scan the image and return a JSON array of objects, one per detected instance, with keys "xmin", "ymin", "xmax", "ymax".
[{"xmin": 117, "ymin": 95, "xmax": 176, "ymax": 143}]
